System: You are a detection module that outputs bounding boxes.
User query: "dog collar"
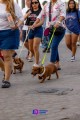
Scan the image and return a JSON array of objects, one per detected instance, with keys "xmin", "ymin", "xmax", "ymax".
[
  {"xmin": 13, "ymin": 63, "xmax": 19, "ymax": 66},
  {"xmin": 39, "ymin": 66, "xmax": 46, "ymax": 77}
]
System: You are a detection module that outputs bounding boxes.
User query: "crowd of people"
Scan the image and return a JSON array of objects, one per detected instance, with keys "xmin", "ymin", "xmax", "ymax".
[{"xmin": 0, "ymin": 0, "xmax": 80, "ymax": 88}]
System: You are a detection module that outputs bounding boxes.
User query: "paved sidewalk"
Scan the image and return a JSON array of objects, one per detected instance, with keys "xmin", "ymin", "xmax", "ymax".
[{"xmin": 0, "ymin": 39, "xmax": 80, "ymax": 120}]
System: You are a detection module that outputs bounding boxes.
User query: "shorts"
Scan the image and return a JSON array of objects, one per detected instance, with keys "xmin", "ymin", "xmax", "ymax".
[
  {"xmin": 28, "ymin": 26, "xmax": 43, "ymax": 39},
  {"xmin": 66, "ymin": 28, "xmax": 73, "ymax": 35}
]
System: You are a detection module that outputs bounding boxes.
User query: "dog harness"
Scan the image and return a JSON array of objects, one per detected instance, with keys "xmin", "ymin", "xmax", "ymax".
[{"xmin": 38, "ymin": 66, "xmax": 46, "ymax": 77}]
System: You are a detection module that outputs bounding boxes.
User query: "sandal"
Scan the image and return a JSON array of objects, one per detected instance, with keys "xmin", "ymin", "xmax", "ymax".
[{"xmin": 2, "ymin": 81, "xmax": 11, "ymax": 88}]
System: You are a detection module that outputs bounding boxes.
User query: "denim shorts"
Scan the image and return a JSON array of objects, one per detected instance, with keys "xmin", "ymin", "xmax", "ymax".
[
  {"xmin": 28, "ymin": 26, "xmax": 43, "ymax": 39},
  {"xmin": 66, "ymin": 28, "xmax": 73, "ymax": 34}
]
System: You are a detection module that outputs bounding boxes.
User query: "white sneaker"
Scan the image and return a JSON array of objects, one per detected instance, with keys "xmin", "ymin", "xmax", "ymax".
[
  {"xmin": 76, "ymin": 41, "xmax": 80, "ymax": 46},
  {"xmin": 71, "ymin": 56, "xmax": 75, "ymax": 62},
  {"xmin": 33, "ymin": 63, "xmax": 39, "ymax": 67},
  {"xmin": 27, "ymin": 57, "xmax": 33, "ymax": 62}
]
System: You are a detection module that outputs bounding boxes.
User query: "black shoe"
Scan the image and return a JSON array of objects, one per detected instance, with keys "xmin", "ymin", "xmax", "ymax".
[
  {"xmin": 43, "ymin": 48, "xmax": 47, "ymax": 53},
  {"xmin": 2, "ymin": 81, "xmax": 11, "ymax": 88}
]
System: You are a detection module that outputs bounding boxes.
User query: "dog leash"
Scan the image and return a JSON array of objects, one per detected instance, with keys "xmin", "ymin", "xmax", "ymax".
[
  {"xmin": 41, "ymin": 28, "xmax": 56, "ymax": 66},
  {"xmin": 18, "ymin": 29, "xmax": 30, "ymax": 58}
]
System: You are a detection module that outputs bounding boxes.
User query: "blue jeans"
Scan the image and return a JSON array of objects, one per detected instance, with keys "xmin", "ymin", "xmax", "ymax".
[{"xmin": 50, "ymin": 31, "xmax": 65, "ymax": 62}]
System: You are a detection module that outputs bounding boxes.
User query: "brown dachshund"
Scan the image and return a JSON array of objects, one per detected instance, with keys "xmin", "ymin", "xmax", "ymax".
[
  {"xmin": 31, "ymin": 63, "xmax": 59, "ymax": 83},
  {"xmin": 13, "ymin": 57, "xmax": 24, "ymax": 74}
]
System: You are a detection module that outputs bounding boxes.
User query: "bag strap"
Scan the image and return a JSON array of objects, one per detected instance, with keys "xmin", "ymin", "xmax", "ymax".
[{"xmin": 49, "ymin": 2, "xmax": 52, "ymax": 22}]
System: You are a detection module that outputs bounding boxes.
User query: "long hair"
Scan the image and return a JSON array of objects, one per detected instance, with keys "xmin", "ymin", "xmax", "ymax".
[
  {"xmin": 67, "ymin": 0, "xmax": 77, "ymax": 13},
  {"xmin": 3, "ymin": 0, "xmax": 16, "ymax": 20},
  {"xmin": 30, "ymin": 0, "xmax": 42, "ymax": 12}
]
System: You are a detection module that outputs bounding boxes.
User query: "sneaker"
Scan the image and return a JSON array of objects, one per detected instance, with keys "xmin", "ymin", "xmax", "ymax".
[
  {"xmin": 2, "ymin": 81, "xmax": 11, "ymax": 88},
  {"xmin": 76, "ymin": 41, "xmax": 80, "ymax": 46},
  {"xmin": 71, "ymin": 56, "xmax": 75, "ymax": 62},
  {"xmin": 27, "ymin": 58, "xmax": 33, "ymax": 62},
  {"xmin": 33, "ymin": 63, "xmax": 39, "ymax": 67}
]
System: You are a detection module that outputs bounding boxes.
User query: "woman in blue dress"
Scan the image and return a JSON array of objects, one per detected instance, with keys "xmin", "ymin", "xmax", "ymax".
[{"xmin": 65, "ymin": 0, "xmax": 80, "ymax": 62}]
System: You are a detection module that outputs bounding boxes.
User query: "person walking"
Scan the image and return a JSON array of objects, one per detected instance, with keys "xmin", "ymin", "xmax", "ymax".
[
  {"xmin": 76, "ymin": 1, "xmax": 80, "ymax": 46},
  {"xmin": 22, "ymin": 0, "xmax": 33, "ymax": 61},
  {"xmin": 33, "ymin": 0, "xmax": 66, "ymax": 69},
  {"xmin": 25, "ymin": 0, "xmax": 43, "ymax": 66},
  {"xmin": 41, "ymin": 1, "xmax": 51, "ymax": 53},
  {"xmin": 0, "ymin": 0, "xmax": 23, "ymax": 88},
  {"xmin": 65, "ymin": 0, "xmax": 80, "ymax": 62}
]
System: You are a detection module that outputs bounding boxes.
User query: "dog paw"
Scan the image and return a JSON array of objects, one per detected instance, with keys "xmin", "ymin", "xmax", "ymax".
[
  {"xmin": 38, "ymin": 75, "xmax": 42, "ymax": 80},
  {"xmin": 13, "ymin": 72, "xmax": 16, "ymax": 74},
  {"xmin": 40, "ymin": 80, "xmax": 45, "ymax": 83}
]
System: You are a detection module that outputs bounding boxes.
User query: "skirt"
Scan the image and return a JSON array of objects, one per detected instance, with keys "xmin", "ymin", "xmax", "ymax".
[{"xmin": 0, "ymin": 29, "xmax": 20, "ymax": 50}]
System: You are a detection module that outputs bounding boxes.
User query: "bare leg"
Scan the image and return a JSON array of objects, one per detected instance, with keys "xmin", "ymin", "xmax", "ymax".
[
  {"xmin": 71, "ymin": 34, "xmax": 78, "ymax": 56},
  {"xmin": 1, "ymin": 50, "xmax": 13, "ymax": 81},
  {"xmin": 28, "ymin": 39, "xmax": 34, "ymax": 55},
  {"xmin": 65, "ymin": 34, "xmax": 72, "ymax": 51},
  {"xmin": 33, "ymin": 37, "xmax": 41, "ymax": 64}
]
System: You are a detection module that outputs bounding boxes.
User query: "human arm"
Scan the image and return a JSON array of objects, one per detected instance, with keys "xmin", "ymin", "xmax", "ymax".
[
  {"xmin": 54, "ymin": 2, "xmax": 66, "ymax": 28},
  {"xmin": 29, "ymin": 8, "xmax": 46, "ymax": 29},
  {"xmin": 11, "ymin": 3, "xmax": 24, "ymax": 29},
  {"xmin": 24, "ymin": 10, "xmax": 31, "ymax": 20}
]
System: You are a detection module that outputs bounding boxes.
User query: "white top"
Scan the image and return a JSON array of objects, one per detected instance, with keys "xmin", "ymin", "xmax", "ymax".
[
  {"xmin": 22, "ymin": 6, "xmax": 29, "ymax": 30},
  {"xmin": 38, "ymin": 0, "xmax": 66, "ymax": 28},
  {"xmin": 0, "ymin": 2, "xmax": 24, "ymax": 30}
]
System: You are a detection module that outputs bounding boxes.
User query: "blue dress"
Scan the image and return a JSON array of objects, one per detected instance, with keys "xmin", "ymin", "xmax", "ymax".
[{"xmin": 66, "ymin": 10, "xmax": 80, "ymax": 34}]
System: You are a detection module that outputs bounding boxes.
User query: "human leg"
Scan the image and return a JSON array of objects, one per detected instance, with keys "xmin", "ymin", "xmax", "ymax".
[
  {"xmin": 33, "ymin": 37, "xmax": 41, "ymax": 64},
  {"xmin": 50, "ymin": 32, "xmax": 65, "ymax": 63},
  {"xmin": 1, "ymin": 50, "xmax": 13, "ymax": 88}
]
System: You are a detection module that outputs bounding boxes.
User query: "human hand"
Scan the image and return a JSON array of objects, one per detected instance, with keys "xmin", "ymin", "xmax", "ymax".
[
  {"xmin": 27, "ymin": 10, "xmax": 31, "ymax": 16},
  {"xmin": 28, "ymin": 24, "xmax": 36, "ymax": 30},
  {"xmin": 54, "ymin": 22, "xmax": 60, "ymax": 28},
  {"xmin": 11, "ymin": 24, "xmax": 18, "ymax": 30}
]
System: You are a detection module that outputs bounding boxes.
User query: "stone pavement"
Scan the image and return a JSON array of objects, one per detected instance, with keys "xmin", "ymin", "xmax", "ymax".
[{"xmin": 0, "ymin": 39, "xmax": 80, "ymax": 120}]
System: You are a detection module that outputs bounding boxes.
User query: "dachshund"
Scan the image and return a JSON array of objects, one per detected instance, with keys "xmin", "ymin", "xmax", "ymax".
[
  {"xmin": 13, "ymin": 57, "xmax": 24, "ymax": 74},
  {"xmin": 31, "ymin": 63, "xmax": 59, "ymax": 83}
]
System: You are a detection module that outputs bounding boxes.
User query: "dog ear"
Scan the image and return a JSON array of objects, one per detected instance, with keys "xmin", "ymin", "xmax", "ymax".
[{"xmin": 13, "ymin": 58, "xmax": 16, "ymax": 63}]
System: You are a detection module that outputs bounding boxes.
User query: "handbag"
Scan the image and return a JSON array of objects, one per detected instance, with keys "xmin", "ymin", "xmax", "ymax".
[
  {"xmin": 44, "ymin": 26, "xmax": 65, "ymax": 36},
  {"xmin": 52, "ymin": 26, "xmax": 65, "ymax": 36},
  {"xmin": 44, "ymin": 2, "xmax": 65, "ymax": 36}
]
